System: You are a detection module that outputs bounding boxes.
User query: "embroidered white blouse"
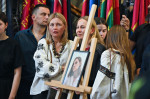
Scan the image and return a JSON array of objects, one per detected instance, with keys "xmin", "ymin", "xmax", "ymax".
[
  {"xmin": 90, "ymin": 49, "xmax": 131, "ymax": 99},
  {"xmin": 30, "ymin": 38, "xmax": 73, "ymax": 95}
]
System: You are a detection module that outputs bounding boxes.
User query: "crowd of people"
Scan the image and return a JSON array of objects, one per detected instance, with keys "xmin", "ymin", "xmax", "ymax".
[{"xmin": 0, "ymin": 3, "xmax": 150, "ymax": 99}]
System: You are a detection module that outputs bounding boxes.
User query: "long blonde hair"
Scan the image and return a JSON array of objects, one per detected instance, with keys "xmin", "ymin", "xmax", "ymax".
[
  {"xmin": 46, "ymin": 13, "xmax": 68, "ymax": 45},
  {"xmin": 77, "ymin": 16, "xmax": 105, "ymax": 46},
  {"xmin": 106, "ymin": 25, "xmax": 135, "ymax": 82}
]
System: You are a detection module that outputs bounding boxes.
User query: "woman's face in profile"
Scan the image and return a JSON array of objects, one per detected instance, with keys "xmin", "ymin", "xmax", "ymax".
[{"xmin": 73, "ymin": 58, "xmax": 81, "ymax": 72}]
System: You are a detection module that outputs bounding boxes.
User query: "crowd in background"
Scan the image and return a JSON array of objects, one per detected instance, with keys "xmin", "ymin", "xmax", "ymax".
[{"xmin": 1, "ymin": 0, "xmax": 150, "ymax": 99}]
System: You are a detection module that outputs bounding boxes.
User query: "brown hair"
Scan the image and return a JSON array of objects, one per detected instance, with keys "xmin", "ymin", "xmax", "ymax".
[
  {"xmin": 94, "ymin": 17, "xmax": 108, "ymax": 29},
  {"xmin": 46, "ymin": 13, "xmax": 68, "ymax": 45},
  {"xmin": 106, "ymin": 25, "xmax": 135, "ymax": 82},
  {"xmin": 77, "ymin": 16, "xmax": 105, "ymax": 46},
  {"xmin": 0, "ymin": 12, "xmax": 8, "ymax": 24}
]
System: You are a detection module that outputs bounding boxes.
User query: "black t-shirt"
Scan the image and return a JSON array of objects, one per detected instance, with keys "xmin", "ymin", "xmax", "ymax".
[
  {"xmin": 130, "ymin": 23, "xmax": 150, "ymax": 68},
  {"xmin": 0, "ymin": 38, "xmax": 24, "ymax": 79}
]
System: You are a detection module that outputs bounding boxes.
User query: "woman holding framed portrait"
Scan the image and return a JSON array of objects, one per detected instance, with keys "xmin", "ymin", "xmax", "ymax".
[{"xmin": 30, "ymin": 13, "xmax": 73, "ymax": 99}]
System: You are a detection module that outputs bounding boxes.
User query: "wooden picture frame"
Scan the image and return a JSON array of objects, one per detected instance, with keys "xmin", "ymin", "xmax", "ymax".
[{"xmin": 62, "ymin": 50, "xmax": 90, "ymax": 87}]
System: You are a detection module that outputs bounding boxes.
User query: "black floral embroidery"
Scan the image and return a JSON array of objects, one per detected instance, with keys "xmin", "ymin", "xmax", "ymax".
[
  {"xmin": 35, "ymin": 55, "xmax": 41, "ymax": 58},
  {"xmin": 36, "ymin": 67, "xmax": 40, "ymax": 73},
  {"xmin": 43, "ymin": 73, "xmax": 50, "ymax": 79},
  {"xmin": 49, "ymin": 65, "xmax": 55, "ymax": 72},
  {"xmin": 38, "ymin": 61, "xmax": 43, "ymax": 68},
  {"xmin": 37, "ymin": 44, "xmax": 44, "ymax": 50}
]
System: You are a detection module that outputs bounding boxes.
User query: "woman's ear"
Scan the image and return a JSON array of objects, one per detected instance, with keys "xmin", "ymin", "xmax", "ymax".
[
  {"xmin": 90, "ymin": 27, "xmax": 95, "ymax": 34},
  {"xmin": 5, "ymin": 22, "xmax": 8, "ymax": 30}
]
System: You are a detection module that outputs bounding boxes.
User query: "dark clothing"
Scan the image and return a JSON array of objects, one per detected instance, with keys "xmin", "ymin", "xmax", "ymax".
[
  {"xmin": 16, "ymin": 79, "xmax": 33, "ymax": 99},
  {"xmin": 88, "ymin": 43, "xmax": 106, "ymax": 87},
  {"xmin": 32, "ymin": 90, "xmax": 48, "ymax": 99},
  {"xmin": 129, "ymin": 70, "xmax": 150, "ymax": 99},
  {"xmin": 130, "ymin": 24, "xmax": 150, "ymax": 69},
  {"xmin": 0, "ymin": 38, "xmax": 23, "ymax": 99},
  {"xmin": 140, "ymin": 44, "xmax": 150, "ymax": 75},
  {"xmin": 74, "ymin": 43, "xmax": 106, "ymax": 99},
  {"xmin": 47, "ymin": 89, "xmax": 67, "ymax": 99},
  {"xmin": 15, "ymin": 26, "xmax": 46, "ymax": 99}
]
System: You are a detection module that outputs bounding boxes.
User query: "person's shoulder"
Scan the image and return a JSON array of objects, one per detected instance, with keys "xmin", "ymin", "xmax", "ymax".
[
  {"xmin": 135, "ymin": 23, "xmax": 148, "ymax": 31},
  {"xmin": 16, "ymin": 29, "xmax": 29, "ymax": 35},
  {"xmin": 97, "ymin": 43, "xmax": 106, "ymax": 49},
  {"xmin": 15, "ymin": 28, "xmax": 30, "ymax": 38},
  {"xmin": 7, "ymin": 37, "xmax": 20, "ymax": 46},
  {"xmin": 38, "ymin": 38, "xmax": 47, "ymax": 45},
  {"xmin": 66, "ymin": 40, "xmax": 73, "ymax": 47},
  {"xmin": 101, "ymin": 49, "xmax": 110, "ymax": 59},
  {"xmin": 96, "ymin": 43, "xmax": 106, "ymax": 52},
  {"xmin": 143, "ymin": 44, "xmax": 150, "ymax": 56},
  {"xmin": 68, "ymin": 40, "xmax": 73, "ymax": 44}
]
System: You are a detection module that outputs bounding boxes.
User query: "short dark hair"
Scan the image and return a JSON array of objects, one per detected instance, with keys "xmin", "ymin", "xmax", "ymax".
[
  {"xmin": 94, "ymin": 17, "xmax": 108, "ymax": 28},
  {"xmin": 32, "ymin": 4, "xmax": 49, "ymax": 15},
  {"xmin": 0, "ymin": 12, "xmax": 8, "ymax": 24}
]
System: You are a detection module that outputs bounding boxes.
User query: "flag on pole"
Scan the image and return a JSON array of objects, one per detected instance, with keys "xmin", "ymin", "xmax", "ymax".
[
  {"xmin": 81, "ymin": 0, "xmax": 89, "ymax": 16},
  {"xmin": 131, "ymin": 0, "xmax": 140, "ymax": 32},
  {"xmin": 20, "ymin": 0, "xmax": 31, "ymax": 30},
  {"xmin": 139, "ymin": 0, "xmax": 145, "ymax": 25},
  {"xmin": 100, "ymin": 0, "xmax": 120, "ymax": 29},
  {"xmin": 106, "ymin": 0, "xmax": 113, "ymax": 30},
  {"xmin": 113, "ymin": 0, "xmax": 120, "ymax": 25},
  {"xmin": 20, "ymin": 0, "xmax": 46, "ymax": 30},
  {"xmin": 62, "ymin": 0, "xmax": 67, "ymax": 21},
  {"xmin": 100, "ymin": 0, "xmax": 107, "ymax": 18},
  {"xmin": 97, "ymin": 0, "xmax": 100, "ymax": 17},
  {"xmin": 53, "ymin": 0, "xmax": 62, "ymax": 13},
  {"xmin": 89, "ymin": 0, "xmax": 98, "ymax": 17},
  {"xmin": 53, "ymin": 0, "xmax": 67, "ymax": 21},
  {"xmin": 145, "ymin": 0, "xmax": 150, "ymax": 15}
]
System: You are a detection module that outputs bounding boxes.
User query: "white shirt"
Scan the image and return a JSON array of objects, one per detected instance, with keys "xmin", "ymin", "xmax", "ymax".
[
  {"xmin": 91, "ymin": 49, "xmax": 130, "ymax": 99},
  {"xmin": 63, "ymin": 75, "xmax": 80, "ymax": 87},
  {"xmin": 30, "ymin": 38, "xmax": 73, "ymax": 95}
]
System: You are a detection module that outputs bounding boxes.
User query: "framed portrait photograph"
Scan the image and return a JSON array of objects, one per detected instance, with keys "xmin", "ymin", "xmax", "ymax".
[{"xmin": 62, "ymin": 50, "xmax": 90, "ymax": 87}]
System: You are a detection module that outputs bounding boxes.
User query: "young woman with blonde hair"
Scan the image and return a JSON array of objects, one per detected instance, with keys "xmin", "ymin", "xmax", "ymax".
[{"xmin": 74, "ymin": 16, "xmax": 106, "ymax": 99}]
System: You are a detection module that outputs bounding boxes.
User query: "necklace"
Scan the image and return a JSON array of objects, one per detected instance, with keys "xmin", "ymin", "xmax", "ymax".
[{"xmin": 52, "ymin": 40, "xmax": 65, "ymax": 59}]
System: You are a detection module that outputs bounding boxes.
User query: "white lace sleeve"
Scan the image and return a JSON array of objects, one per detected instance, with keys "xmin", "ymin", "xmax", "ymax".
[{"xmin": 33, "ymin": 39, "xmax": 60, "ymax": 79}]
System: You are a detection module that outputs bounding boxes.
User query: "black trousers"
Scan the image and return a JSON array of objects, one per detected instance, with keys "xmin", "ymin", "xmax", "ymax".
[
  {"xmin": 32, "ymin": 91, "xmax": 48, "ymax": 99},
  {"xmin": 16, "ymin": 79, "xmax": 33, "ymax": 99},
  {"xmin": 48, "ymin": 88, "xmax": 67, "ymax": 99}
]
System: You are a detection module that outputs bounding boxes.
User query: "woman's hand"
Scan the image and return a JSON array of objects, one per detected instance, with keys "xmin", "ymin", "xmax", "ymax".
[
  {"xmin": 75, "ymin": 91, "xmax": 81, "ymax": 94},
  {"xmin": 120, "ymin": 15, "xmax": 130, "ymax": 31}
]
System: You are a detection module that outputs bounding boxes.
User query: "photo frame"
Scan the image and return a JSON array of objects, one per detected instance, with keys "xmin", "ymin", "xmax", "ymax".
[{"xmin": 62, "ymin": 50, "xmax": 90, "ymax": 87}]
